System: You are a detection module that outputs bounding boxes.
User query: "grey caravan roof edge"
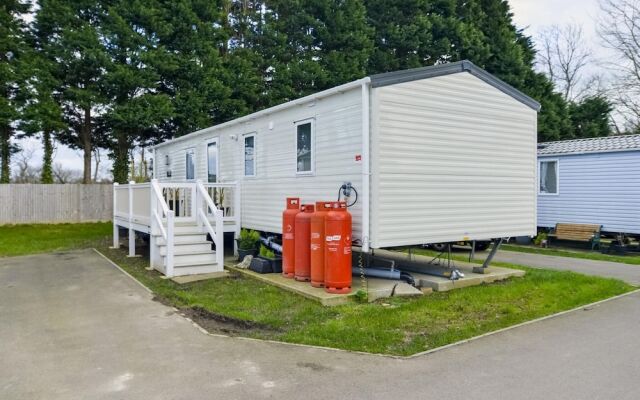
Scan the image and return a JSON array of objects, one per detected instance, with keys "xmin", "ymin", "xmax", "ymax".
[{"xmin": 369, "ymin": 60, "xmax": 542, "ymax": 112}]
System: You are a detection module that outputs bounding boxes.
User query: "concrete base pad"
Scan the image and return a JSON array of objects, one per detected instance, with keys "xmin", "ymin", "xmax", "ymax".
[
  {"xmin": 225, "ymin": 259, "xmax": 424, "ymax": 306},
  {"xmin": 413, "ymin": 267, "xmax": 525, "ymax": 292},
  {"xmin": 170, "ymin": 271, "xmax": 229, "ymax": 284},
  {"xmin": 374, "ymin": 249, "xmax": 525, "ymax": 291}
]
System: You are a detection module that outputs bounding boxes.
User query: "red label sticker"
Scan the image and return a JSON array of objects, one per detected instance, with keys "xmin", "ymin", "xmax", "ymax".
[{"xmin": 355, "ymin": 154, "xmax": 362, "ymax": 161}]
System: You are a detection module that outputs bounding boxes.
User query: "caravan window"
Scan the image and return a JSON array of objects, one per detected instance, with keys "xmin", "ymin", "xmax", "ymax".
[
  {"xmin": 244, "ymin": 134, "xmax": 256, "ymax": 177},
  {"xmin": 185, "ymin": 149, "xmax": 195, "ymax": 180},
  {"xmin": 539, "ymin": 160, "xmax": 558, "ymax": 194},
  {"xmin": 296, "ymin": 119, "xmax": 314, "ymax": 174}
]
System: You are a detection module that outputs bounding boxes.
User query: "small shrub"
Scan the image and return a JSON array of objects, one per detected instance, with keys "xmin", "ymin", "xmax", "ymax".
[
  {"xmin": 238, "ymin": 229, "xmax": 260, "ymax": 250},
  {"xmin": 533, "ymin": 232, "xmax": 548, "ymax": 246},
  {"xmin": 259, "ymin": 244, "xmax": 276, "ymax": 259}
]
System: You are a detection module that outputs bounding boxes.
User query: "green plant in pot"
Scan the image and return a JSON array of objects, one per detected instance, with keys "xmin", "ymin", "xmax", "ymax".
[{"xmin": 236, "ymin": 229, "xmax": 260, "ymax": 261}]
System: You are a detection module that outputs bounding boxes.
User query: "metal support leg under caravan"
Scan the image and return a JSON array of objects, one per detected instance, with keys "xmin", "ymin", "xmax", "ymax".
[{"xmin": 473, "ymin": 238, "xmax": 505, "ymax": 274}]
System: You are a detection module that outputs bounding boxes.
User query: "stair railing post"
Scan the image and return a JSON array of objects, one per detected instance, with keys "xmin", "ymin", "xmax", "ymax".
[
  {"xmin": 215, "ymin": 208, "xmax": 223, "ymax": 267},
  {"xmin": 128, "ymin": 181, "xmax": 136, "ymax": 257},
  {"xmin": 166, "ymin": 210, "xmax": 175, "ymax": 277},
  {"xmin": 149, "ymin": 179, "xmax": 158, "ymax": 270},
  {"xmin": 234, "ymin": 182, "xmax": 241, "ymax": 256},
  {"xmin": 112, "ymin": 182, "xmax": 119, "ymax": 248},
  {"xmin": 195, "ymin": 179, "xmax": 203, "ymax": 230}
]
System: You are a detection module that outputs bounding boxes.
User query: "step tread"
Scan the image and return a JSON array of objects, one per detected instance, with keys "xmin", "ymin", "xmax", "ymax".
[
  {"xmin": 163, "ymin": 250, "xmax": 216, "ymax": 256},
  {"xmin": 158, "ymin": 240, "xmax": 212, "ymax": 247},
  {"xmin": 173, "ymin": 259, "xmax": 219, "ymax": 268}
]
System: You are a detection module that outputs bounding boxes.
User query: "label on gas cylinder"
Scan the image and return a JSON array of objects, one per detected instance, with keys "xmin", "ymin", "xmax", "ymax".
[
  {"xmin": 344, "ymin": 247, "xmax": 352, "ymax": 255},
  {"xmin": 326, "ymin": 235, "xmax": 341, "ymax": 242},
  {"xmin": 284, "ymin": 233, "xmax": 294, "ymax": 240},
  {"xmin": 311, "ymin": 232, "xmax": 320, "ymax": 239},
  {"xmin": 311, "ymin": 244, "xmax": 320, "ymax": 251}
]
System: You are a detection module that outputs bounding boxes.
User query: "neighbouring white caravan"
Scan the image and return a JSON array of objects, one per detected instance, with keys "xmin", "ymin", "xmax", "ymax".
[
  {"xmin": 152, "ymin": 60, "xmax": 539, "ymax": 252},
  {"xmin": 113, "ymin": 61, "xmax": 539, "ymax": 277}
]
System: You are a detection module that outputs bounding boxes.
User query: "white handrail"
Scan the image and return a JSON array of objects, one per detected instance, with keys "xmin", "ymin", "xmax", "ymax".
[
  {"xmin": 151, "ymin": 180, "xmax": 170, "ymax": 215},
  {"xmin": 153, "ymin": 210, "xmax": 167, "ymax": 239},
  {"xmin": 196, "ymin": 180, "xmax": 224, "ymax": 267},
  {"xmin": 150, "ymin": 179, "xmax": 174, "ymax": 277}
]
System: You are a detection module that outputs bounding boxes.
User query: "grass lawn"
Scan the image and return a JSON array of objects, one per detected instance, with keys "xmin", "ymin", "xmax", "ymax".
[
  {"xmin": 0, "ymin": 222, "xmax": 112, "ymax": 257},
  {"xmin": 99, "ymin": 245, "xmax": 634, "ymax": 356},
  {"xmin": 501, "ymin": 244, "xmax": 640, "ymax": 266},
  {"xmin": 2, "ymin": 222, "xmax": 633, "ymax": 356}
]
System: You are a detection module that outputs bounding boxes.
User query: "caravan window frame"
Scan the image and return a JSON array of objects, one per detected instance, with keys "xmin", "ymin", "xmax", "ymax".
[
  {"xmin": 185, "ymin": 148, "xmax": 196, "ymax": 181},
  {"xmin": 538, "ymin": 159, "xmax": 559, "ymax": 195},
  {"xmin": 243, "ymin": 133, "xmax": 257, "ymax": 178},
  {"xmin": 294, "ymin": 118, "xmax": 315, "ymax": 176}
]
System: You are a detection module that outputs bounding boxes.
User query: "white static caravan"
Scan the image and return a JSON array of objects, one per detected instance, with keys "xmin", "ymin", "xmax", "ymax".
[{"xmin": 116, "ymin": 61, "xmax": 539, "ymax": 277}]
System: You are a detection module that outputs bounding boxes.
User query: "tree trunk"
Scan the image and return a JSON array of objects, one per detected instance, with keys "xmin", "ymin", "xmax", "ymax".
[
  {"xmin": 41, "ymin": 129, "xmax": 54, "ymax": 184},
  {"xmin": 112, "ymin": 132, "xmax": 130, "ymax": 184},
  {"xmin": 0, "ymin": 125, "xmax": 11, "ymax": 183},
  {"xmin": 81, "ymin": 107, "xmax": 92, "ymax": 184}
]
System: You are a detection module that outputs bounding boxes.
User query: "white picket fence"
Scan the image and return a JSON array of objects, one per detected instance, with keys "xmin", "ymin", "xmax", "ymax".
[{"xmin": 0, "ymin": 184, "xmax": 113, "ymax": 224}]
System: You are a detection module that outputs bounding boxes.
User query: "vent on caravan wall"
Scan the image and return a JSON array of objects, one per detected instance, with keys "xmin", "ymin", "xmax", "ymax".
[
  {"xmin": 166, "ymin": 170, "xmax": 172, "ymax": 178},
  {"xmin": 165, "ymin": 154, "xmax": 170, "ymax": 165}
]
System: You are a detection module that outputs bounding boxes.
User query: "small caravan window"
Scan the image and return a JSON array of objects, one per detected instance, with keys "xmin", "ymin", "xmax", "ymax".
[
  {"xmin": 207, "ymin": 140, "xmax": 218, "ymax": 183},
  {"xmin": 185, "ymin": 149, "xmax": 195, "ymax": 180},
  {"xmin": 296, "ymin": 120, "xmax": 314, "ymax": 174},
  {"xmin": 539, "ymin": 160, "xmax": 558, "ymax": 195},
  {"xmin": 244, "ymin": 134, "xmax": 256, "ymax": 177}
]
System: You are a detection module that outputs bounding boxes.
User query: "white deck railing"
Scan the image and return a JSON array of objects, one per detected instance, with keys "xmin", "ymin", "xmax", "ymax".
[{"xmin": 113, "ymin": 179, "xmax": 240, "ymax": 277}]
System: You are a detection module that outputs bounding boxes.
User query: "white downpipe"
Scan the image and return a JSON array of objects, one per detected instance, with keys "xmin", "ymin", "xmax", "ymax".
[
  {"xmin": 112, "ymin": 182, "xmax": 119, "ymax": 248},
  {"xmin": 361, "ymin": 78, "xmax": 371, "ymax": 253},
  {"xmin": 128, "ymin": 181, "xmax": 136, "ymax": 257}
]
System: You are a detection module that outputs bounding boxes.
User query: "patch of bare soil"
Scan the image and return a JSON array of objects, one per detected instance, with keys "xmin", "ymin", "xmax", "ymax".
[
  {"xmin": 152, "ymin": 296, "xmax": 278, "ymax": 336},
  {"xmin": 181, "ymin": 306, "xmax": 280, "ymax": 336}
]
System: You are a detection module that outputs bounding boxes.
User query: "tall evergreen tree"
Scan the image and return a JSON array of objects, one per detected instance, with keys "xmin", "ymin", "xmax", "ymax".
[
  {"xmin": 19, "ymin": 43, "xmax": 67, "ymax": 184},
  {"xmin": 148, "ymin": 0, "xmax": 231, "ymax": 137},
  {"xmin": 258, "ymin": 0, "xmax": 373, "ymax": 104},
  {"xmin": 568, "ymin": 96, "xmax": 612, "ymax": 139},
  {"xmin": 34, "ymin": 0, "xmax": 110, "ymax": 183},
  {"xmin": 100, "ymin": 0, "xmax": 173, "ymax": 183},
  {"xmin": 0, "ymin": 0, "xmax": 31, "ymax": 183}
]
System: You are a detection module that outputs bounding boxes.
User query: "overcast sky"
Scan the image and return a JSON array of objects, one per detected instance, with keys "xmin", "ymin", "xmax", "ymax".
[{"xmin": 15, "ymin": 0, "xmax": 606, "ymax": 178}]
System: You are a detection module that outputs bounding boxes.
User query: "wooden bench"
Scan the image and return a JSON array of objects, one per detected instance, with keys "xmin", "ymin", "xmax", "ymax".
[{"xmin": 548, "ymin": 223, "xmax": 602, "ymax": 250}]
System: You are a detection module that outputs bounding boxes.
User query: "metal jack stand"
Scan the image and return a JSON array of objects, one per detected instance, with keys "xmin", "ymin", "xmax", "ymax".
[
  {"xmin": 473, "ymin": 238, "xmax": 504, "ymax": 274},
  {"xmin": 430, "ymin": 243, "xmax": 454, "ymax": 269}
]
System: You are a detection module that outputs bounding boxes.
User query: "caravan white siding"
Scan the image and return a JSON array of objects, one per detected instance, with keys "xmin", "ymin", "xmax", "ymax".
[
  {"xmin": 370, "ymin": 72, "xmax": 537, "ymax": 248},
  {"xmin": 154, "ymin": 86, "xmax": 365, "ymax": 239}
]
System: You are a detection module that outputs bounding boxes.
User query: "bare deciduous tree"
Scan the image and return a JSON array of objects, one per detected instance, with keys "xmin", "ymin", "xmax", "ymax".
[
  {"xmin": 12, "ymin": 146, "xmax": 41, "ymax": 183},
  {"xmin": 538, "ymin": 23, "xmax": 594, "ymax": 101},
  {"xmin": 52, "ymin": 162, "xmax": 81, "ymax": 184},
  {"xmin": 598, "ymin": 0, "xmax": 640, "ymax": 131}
]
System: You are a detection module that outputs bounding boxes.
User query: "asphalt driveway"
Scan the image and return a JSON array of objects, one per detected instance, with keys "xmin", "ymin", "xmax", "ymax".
[
  {"xmin": 1, "ymin": 249, "xmax": 639, "ymax": 400},
  {"xmin": 486, "ymin": 250, "xmax": 640, "ymax": 285}
]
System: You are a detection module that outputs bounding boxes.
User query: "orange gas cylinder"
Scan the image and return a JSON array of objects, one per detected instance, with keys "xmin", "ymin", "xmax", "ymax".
[
  {"xmin": 324, "ymin": 201, "xmax": 352, "ymax": 294},
  {"xmin": 294, "ymin": 204, "xmax": 315, "ymax": 281},
  {"xmin": 282, "ymin": 197, "xmax": 301, "ymax": 278},
  {"xmin": 310, "ymin": 201, "xmax": 332, "ymax": 287}
]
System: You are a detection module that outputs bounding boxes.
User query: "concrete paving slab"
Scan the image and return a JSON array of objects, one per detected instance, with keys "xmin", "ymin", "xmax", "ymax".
[
  {"xmin": 170, "ymin": 271, "xmax": 229, "ymax": 284},
  {"xmin": 226, "ymin": 263, "xmax": 424, "ymax": 305},
  {"xmin": 373, "ymin": 249, "xmax": 525, "ymax": 291}
]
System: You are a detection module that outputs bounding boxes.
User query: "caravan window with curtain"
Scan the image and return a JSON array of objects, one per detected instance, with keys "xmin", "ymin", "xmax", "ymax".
[{"xmin": 539, "ymin": 160, "xmax": 558, "ymax": 194}]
